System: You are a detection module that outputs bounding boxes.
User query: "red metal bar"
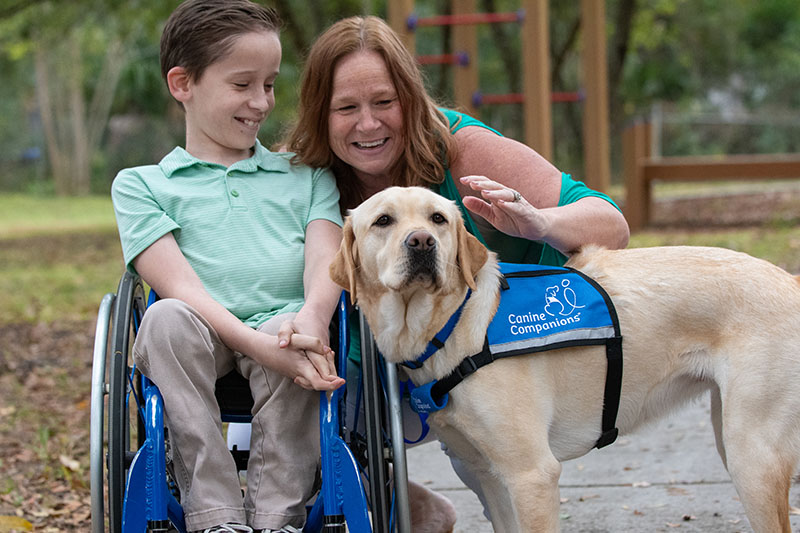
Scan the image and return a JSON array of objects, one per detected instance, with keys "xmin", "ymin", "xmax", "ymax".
[
  {"xmin": 552, "ymin": 91, "xmax": 584, "ymax": 103},
  {"xmin": 479, "ymin": 93, "xmax": 524, "ymax": 105},
  {"xmin": 472, "ymin": 91, "xmax": 584, "ymax": 107},
  {"xmin": 416, "ymin": 53, "xmax": 470, "ymax": 66},
  {"xmin": 408, "ymin": 11, "xmax": 524, "ymax": 30}
]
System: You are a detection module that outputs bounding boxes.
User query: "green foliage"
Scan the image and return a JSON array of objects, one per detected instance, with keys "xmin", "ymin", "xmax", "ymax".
[{"xmin": 2, "ymin": 0, "xmax": 800, "ymax": 192}]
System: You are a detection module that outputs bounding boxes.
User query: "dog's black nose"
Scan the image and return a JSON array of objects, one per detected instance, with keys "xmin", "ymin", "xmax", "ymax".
[{"xmin": 405, "ymin": 230, "xmax": 436, "ymax": 251}]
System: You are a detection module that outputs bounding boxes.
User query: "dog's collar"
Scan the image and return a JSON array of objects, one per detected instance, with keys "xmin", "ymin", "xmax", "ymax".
[{"xmin": 402, "ymin": 288, "xmax": 472, "ymax": 370}]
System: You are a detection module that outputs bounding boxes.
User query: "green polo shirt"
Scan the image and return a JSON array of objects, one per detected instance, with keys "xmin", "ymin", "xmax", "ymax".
[{"xmin": 111, "ymin": 140, "xmax": 342, "ymax": 327}]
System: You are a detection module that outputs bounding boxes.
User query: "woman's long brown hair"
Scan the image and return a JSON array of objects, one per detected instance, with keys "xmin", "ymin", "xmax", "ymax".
[{"xmin": 285, "ymin": 16, "xmax": 457, "ymax": 211}]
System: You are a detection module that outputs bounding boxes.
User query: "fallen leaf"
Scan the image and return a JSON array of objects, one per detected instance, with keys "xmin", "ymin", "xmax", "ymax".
[
  {"xmin": 59, "ymin": 454, "xmax": 80, "ymax": 472},
  {"xmin": 0, "ymin": 516, "xmax": 33, "ymax": 532},
  {"xmin": 667, "ymin": 486, "xmax": 689, "ymax": 496}
]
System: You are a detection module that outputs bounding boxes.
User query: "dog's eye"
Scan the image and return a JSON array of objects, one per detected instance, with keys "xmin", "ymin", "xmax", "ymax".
[
  {"xmin": 373, "ymin": 214, "xmax": 393, "ymax": 227},
  {"xmin": 431, "ymin": 212, "xmax": 447, "ymax": 224}
]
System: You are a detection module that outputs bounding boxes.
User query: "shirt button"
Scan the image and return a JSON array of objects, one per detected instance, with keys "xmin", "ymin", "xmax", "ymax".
[{"xmin": 231, "ymin": 190, "xmax": 239, "ymax": 197}]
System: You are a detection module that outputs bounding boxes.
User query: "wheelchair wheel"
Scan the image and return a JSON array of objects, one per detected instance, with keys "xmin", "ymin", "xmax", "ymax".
[
  {"xmin": 90, "ymin": 292, "xmax": 115, "ymax": 533},
  {"xmin": 358, "ymin": 314, "xmax": 411, "ymax": 533},
  {"xmin": 107, "ymin": 271, "xmax": 147, "ymax": 533}
]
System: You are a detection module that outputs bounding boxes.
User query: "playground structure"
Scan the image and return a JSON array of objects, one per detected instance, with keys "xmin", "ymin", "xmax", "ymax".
[
  {"xmin": 623, "ymin": 119, "xmax": 800, "ymax": 230},
  {"xmin": 388, "ymin": 0, "xmax": 612, "ymax": 193}
]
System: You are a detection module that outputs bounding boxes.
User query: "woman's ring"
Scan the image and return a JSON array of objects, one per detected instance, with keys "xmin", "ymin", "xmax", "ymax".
[{"xmin": 511, "ymin": 190, "xmax": 521, "ymax": 202}]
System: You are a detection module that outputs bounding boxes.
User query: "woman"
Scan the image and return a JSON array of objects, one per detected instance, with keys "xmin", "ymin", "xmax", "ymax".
[
  {"xmin": 287, "ymin": 16, "xmax": 629, "ymax": 267},
  {"xmin": 285, "ymin": 15, "xmax": 630, "ymax": 531}
]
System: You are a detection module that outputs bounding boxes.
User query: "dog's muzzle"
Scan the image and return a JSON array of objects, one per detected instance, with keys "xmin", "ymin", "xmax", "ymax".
[{"xmin": 404, "ymin": 230, "xmax": 438, "ymax": 284}]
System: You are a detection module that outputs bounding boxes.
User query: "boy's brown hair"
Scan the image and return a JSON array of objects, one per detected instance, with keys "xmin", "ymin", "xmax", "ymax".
[{"xmin": 160, "ymin": 0, "xmax": 281, "ymax": 83}]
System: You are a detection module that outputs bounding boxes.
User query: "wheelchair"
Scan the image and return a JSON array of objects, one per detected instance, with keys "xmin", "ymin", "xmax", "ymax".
[{"xmin": 90, "ymin": 271, "xmax": 413, "ymax": 532}]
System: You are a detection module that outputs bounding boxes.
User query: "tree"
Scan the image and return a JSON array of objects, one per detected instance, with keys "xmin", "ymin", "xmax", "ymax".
[{"xmin": 1, "ymin": 1, "xmax": 177, "ymax": 195}]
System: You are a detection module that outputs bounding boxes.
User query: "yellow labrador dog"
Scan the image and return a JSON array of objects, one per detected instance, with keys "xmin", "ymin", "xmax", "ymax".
[{"xmin": 330, "ymin": 186, "xmax": 800, "ymax": 533}]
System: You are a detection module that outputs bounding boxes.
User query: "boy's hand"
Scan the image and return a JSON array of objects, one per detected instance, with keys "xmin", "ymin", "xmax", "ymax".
[{"xmin": 276, "ymin": 319, "xmax": 344, "ymax": 391}]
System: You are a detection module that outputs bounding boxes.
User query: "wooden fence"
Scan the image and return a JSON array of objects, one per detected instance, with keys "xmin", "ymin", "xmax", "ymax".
[{"xmin": 623, "ymin": 120, "xmax": 800, "ymax": 230}]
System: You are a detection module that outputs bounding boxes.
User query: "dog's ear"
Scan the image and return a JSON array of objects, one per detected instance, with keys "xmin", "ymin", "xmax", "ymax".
[
  {"xmin": 456, "ymin": 218, "xmax": 488, "ymax": 290},
  {"xmin": 329, "ymin": 217, "xmax": 359, "ymax": 304}
]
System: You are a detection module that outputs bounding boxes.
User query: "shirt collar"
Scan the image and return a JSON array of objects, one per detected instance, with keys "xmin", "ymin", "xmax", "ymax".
[{"xmin": 158, "ymin": 139, "xmax": 291, "ymax": 177}]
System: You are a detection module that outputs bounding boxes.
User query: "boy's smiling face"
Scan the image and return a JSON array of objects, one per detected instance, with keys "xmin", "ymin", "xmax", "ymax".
[{"xmin": 176, "ymin": 30, "xmax": 281, "ymax": 167}]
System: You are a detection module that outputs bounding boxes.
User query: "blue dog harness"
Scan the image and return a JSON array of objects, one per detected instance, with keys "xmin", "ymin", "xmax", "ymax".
[{"xmin": 405, "ymin": 262, "xmax": 623, "ymax": 449}]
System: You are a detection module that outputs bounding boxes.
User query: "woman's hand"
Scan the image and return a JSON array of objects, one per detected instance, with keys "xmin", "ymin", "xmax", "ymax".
[{"xmin": 459, "ymin": 175, "xmax": 552, "ymax": 241}]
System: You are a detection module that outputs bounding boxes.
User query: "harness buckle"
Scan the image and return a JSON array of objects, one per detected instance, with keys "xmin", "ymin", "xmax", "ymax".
[
  {"xmin": 455, "ymin": 357, "xmax": 479, "ymax": 380},
  {"xmin": 595, "ymin": 427, "xmax": 619, "ymax": 449}
]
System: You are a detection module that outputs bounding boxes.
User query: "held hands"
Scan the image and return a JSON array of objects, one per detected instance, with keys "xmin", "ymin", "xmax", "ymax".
[
  {"xmin": 460, "ymin": 175, "xmax": 551, "ymax": 241},
  {"xmin": 275, "ymin": 318, "xmax": 345, "ymax": 392}
]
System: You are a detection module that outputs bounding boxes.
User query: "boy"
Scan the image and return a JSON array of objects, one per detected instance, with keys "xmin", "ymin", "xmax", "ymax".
[{"xmin": 111, "ymin": 1, "xmax": 344, "ymax": 532}]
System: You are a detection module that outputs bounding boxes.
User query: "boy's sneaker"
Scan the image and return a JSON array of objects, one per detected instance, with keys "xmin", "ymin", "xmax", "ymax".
[
  {"xmin": 201, "ymin": 525, "xmax": 253, "ymax": 533},
  {"xmin": 259, "ymin": 526, "xmax": 301, "ymax": 533}
]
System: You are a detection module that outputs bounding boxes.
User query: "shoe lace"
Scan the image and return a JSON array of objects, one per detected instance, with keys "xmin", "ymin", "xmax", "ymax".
[{"xmin": 202, "ymin": 524, "xmax": 253, "ymax": 533}]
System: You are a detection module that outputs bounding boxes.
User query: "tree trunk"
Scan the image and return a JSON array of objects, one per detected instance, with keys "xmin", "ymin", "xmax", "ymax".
[
  {"xmin": 67, "ymin": 33, "xmax": 90, "ymax": 196},
  {"xmin": 608, "ymin": 0, "xmax": 637, "ymax": 136},
  {"xmin": 34, "ymin": 45, "xmax": 70, "ymax": 195},
  {"xmin": 34, "ymin": 28, "xmax": 127, "ymax": 196}
]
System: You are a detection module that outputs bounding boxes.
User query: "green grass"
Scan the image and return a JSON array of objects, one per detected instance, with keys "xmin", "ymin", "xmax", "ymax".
[
  {"xmin": 629, "ymin": 226, "xmax": 800, "ymax": 273},
  {"xmin": 0, "ymin": 194, "xmax": 123, "ymax": 323},
  {"xmin": 0, "ymin": 193, "xmax": 117, "ymax": 239},
  {"xmin": 1, "ymin": 189, "xmax": 798, "ymax": 325}
]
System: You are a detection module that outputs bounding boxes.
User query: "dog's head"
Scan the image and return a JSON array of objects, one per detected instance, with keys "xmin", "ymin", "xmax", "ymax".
[{"xmin": 330, "ymin": 186, "xmax": 488, "ymax": 304}]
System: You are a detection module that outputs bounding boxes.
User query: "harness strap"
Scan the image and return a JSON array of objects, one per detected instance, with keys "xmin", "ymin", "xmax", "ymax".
[
  {"xmin": 425, "ymin": 335, "xmax": 623, "ymax": 449},
  {"xmin": 407, "ymin": 267, "xmax": 623, "ymax": 449},
  {"xmin": 595, "ymin": 336, "xmax": 622, "ymax": 448},
  {"xmin": 403, "ymin": 289, "xmax": 472, "ymax": 370},
  {"xmin": 430, "ymin": 337, "xmax": 493, "ymax": 401}
]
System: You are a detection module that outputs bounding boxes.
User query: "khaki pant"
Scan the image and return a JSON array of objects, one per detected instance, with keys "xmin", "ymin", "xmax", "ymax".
[{"xmin": 133, "ymin": 299, "xmax": 318, "ymax": 532}]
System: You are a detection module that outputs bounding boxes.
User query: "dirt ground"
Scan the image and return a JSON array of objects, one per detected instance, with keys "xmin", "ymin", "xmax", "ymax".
[
  {"xmin": 1, "ymin": 189, "xmax": 800, "ymax": 531},
  {"xmin": 0, "ymin": 321, "xmax": 95, "ymax": 532},
  {"xmin": 647, "ymin": 184, "xmax": 800, "ymax": 229}
]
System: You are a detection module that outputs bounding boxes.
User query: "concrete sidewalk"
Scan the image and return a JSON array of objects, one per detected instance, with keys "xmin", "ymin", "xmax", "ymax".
[{"xmin": 406, "ymin": 397, "xmax": 800, "ymax": 532}]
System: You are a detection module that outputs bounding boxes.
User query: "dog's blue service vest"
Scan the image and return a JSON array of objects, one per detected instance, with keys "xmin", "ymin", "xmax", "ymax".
[
  {"xmin": 405, "ymin": 262, "xmax": 623, "ymax": 449},
  {"xmin": 488, "ymin": 263, "xmax": 618, "ymax": 357}
]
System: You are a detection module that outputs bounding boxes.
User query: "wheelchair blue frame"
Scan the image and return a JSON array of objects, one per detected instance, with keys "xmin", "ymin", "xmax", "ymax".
[{"xmin": 91, "ymin": 277, "xmax": 410, "ymax": 532}]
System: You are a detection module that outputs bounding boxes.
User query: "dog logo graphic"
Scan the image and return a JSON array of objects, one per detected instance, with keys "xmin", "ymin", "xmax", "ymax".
[{"xmin": 544, "ymin": 280, "xmax": 585, "ymax": 317}]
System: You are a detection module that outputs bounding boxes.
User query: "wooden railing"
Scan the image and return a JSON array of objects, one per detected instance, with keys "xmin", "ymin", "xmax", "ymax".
[{"xmin": 622, "ymin": 120, "xmax": 800, "ymax": 230}]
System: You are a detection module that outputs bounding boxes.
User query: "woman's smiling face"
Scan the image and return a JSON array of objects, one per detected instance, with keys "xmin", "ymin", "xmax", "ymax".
[{"xmin": 328, "ymin": 50, "xmax": 404, "ymax": 185}]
